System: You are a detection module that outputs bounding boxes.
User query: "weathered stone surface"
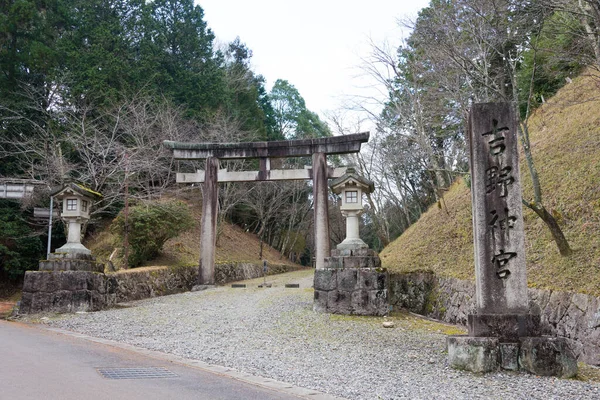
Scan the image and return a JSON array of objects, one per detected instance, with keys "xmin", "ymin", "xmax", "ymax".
[
  {"xmin": 39, "ymin": 259, "xmax": 104, "ymax": 273},
  {"xmin": 199, "ymin": 156, "xmax": 219, "ymax": 285},
  {"xmin": 313, "ymin": 152, "xmax": 330, "ymax": 270},
  {"xmin": 314, "ymin": 269, "xmax": 337, "ymax": 291},
  {"xmin": 353, "ymin": 248, "xmax": 378, "ymax": 257},
  {"xmin": 327, "ymin": 290, "xmax": 352, "ymax": 314},
  {"xmin": 351, "ymin": 290, "xmax": 371, "ymax": 314},
  {"xmin": 323, "ymin": 254, "xmax": 381, "ymax": 269},
  {"xmin": 48, "ymin": 252, "xmax": 95, "ymax": 261},
  {"xmin": 468, "ymin": 314, "xmax": 541, "ymax": 341},
  {"xmin": 20, "ymin": 271, "xmax": 116, "ymax": 314},
  {"xmin": 337, "ymin": 269, "xmax": 359, "ymax": 291},
  {"xmin": 342, "ymin": 256, "xmax": 380, "ymax": 269},
  {"xmin": 112, "ymin": 266, "xmax": 196, "ymax": 302},
  {"xmin": 447, "ymin": 336, "xmax": 499, "ymax": 373},
  {"xmin": 323, "ymin": 257, "xmax": 342, "ymax": 269},
  {"xmin": 313, "ymin": 290, "xmax": 328, "ymax": 312},
  {"xmin": 389, "ymin": 271, "xmax": 600, "ymax": 365},
  {"xmin": 358, "ymin": 269, "xmax": 377, "ymax": 290},
  {"xmin": 388, "ymin": 272, "xmax": 438, "ymax": 316},
  {"xmin": 368, "ymin": 289, "xmax": 388, "ymax": 316},
  {"xmin": 314, "ymin": 263, "xmax": 387, "ymax": 316},
  {"xmin": 191, "ymin": 284, "xmax": 215, "ymax": 292},
  {"xmin": 469, "ymin": 103, "xmax": 528, "ymax": 316},
  {"xmin": 499, "ymin": 342, "xmax": 520, "ymax": 371},
  {"xmin": 330, "ymin": 249, "xmax": 352, "ymax": 257},
  {"xmin": 331, "ymin": 248, "xmax": 378, "ymax": 258},
  {"xmin": 20, "ymin": 263, "xmax": 300, "ymax": 315},
  {"xmin": 519, "ymin": 337, "xmax": 578, "ymax": 378}
]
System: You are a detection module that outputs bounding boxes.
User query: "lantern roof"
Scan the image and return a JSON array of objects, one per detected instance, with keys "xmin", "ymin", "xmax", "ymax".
[
  {"xmin": 330, "ymin": 167, "xmax": 374, "ymax": 194},
  {"xmin": 50, "ymin": 180, "xmax": 102, "ymax": 200}
]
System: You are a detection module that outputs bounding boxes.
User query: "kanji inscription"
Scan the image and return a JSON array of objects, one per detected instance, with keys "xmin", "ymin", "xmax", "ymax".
[{"xmin": 469, "ymin": 103, "xmax": 528, "ymax": 314}]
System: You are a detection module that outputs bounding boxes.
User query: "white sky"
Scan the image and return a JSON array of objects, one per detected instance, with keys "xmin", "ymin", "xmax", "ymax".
[{"xmin": 197, "ymin": 0, "xmax": 430, "ymax": 129}]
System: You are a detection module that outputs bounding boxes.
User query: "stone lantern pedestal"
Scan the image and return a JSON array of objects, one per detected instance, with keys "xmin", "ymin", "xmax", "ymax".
[
  {"xmin": 20, "ymin": 181, "xmax": 115, "ymax": 314},
  {"xmin": 313, "ymin": 168, "xmax": 388, "ymax": 316}
]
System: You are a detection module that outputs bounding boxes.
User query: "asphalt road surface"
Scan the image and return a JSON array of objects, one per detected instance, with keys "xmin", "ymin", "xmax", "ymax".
[{"xmin": 0, "ymin": 320, "xmax": 313, "ymax": 400}]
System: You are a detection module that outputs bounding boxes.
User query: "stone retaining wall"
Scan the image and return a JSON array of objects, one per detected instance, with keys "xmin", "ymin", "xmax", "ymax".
[
  {"xmin": 214, "ymin": 262, "xmax": 300, "ymax": 285},
  {"xmin": 110, "ymin": 262, "xmax": 302, "ymax": 303},
  {"xmin": 388, "ymin": 272, "xmax": 600, "ymax": 365},
  {"xmin": 20, "ymin": 263, "xmax": 303, "ymax": 314},
  {"xmin": 20, "ymin": 271, "xmax": 117, "ymax": 314}
]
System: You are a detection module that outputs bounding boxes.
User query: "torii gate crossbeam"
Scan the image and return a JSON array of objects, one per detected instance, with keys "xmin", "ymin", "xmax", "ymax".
[{"xmin": 163, "ymin": 132, "xmax": 369, "ymax": 286}]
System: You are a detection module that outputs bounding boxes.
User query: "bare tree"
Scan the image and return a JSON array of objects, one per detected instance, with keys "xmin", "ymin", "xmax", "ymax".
[{"xmin": 398, "ymin": 0, "xmax": 573, "ymax": 256}]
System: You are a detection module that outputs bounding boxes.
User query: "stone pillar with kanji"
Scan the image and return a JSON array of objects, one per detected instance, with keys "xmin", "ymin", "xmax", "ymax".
[{"xmin": 447, "ymin": 103, "xmax": 576, "ymax": 377}]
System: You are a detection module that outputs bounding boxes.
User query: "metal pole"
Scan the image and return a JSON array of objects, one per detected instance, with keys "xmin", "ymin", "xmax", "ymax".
[
  {"xmin": 46, "ymin": 196, "xmax": 53, "ymax": 259},
  {"xmin": 124, "ymin": 152, "xmax": 129, "ymax": 269}
]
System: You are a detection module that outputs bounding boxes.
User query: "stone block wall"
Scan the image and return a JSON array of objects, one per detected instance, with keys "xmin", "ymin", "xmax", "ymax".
[
  {"xmin": 314, "ymin": 249, "xmax": 388, "ymax": 316},
  {"xmin": 214, "ymin": 262, "xmax": 301, "ymax": 284},
  {"xmin": 388, "ymin": 271, "xmax": 600, "ymax": 365},
  {"xmin": 20, "ymin": 262, "xmax": 304, "ymax": 314},
  {"xmin": 20, "ymin": 271, "xmax": 117, "ymax": 314},
  {"xmin": 101, "ymin": 263, "xmax": 303, "ymax": 304},
  {"xmin": 111, "ymin": 265, "xmax": 197, "ymax": 303}
]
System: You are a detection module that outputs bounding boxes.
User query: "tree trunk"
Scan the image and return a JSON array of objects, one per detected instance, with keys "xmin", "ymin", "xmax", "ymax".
[{"xmin": 525, "ymin": 200, "xmax": 572, "ymax": 256}]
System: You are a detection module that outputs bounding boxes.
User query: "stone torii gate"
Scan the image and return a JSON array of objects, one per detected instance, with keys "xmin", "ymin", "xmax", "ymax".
[{"xmin": 163, "ymin": 132, "xmax": 369, "ymax": 286}]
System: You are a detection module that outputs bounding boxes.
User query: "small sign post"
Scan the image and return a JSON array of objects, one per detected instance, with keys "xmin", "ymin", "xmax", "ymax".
[{"xmin": 259, "ymin": 260, "xmax": 271, "ymax": 288}]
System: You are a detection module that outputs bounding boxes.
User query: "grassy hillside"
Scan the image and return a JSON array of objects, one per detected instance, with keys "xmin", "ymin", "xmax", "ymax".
[
  {"xmin": 87, "ymin": 190, "xmax": 298, "ymax": 269},
  {"xmin": 381, "ymin": 69, "xmax": 600, "ymax": 296}
]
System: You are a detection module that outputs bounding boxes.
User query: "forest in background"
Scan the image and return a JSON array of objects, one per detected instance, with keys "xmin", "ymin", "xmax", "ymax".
[{"xmin": 1, "ymin": 0, "xmax": 599, "ymax": 280}]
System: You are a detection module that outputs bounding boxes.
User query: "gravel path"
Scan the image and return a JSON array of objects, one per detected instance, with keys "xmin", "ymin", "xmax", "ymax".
[{"xmin": 43, "ymin": 270, "xmax": 599, "ymax": 400}]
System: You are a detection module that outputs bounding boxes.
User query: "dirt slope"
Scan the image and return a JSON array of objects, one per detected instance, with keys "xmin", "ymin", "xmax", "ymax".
[{"xmin": 380, "ymin": 68, "xmax": 600, "ymax": 296}]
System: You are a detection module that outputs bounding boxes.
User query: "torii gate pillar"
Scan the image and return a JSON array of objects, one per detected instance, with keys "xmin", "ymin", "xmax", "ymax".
[
  {"xmin": 199, "ymin": 157, "xmax": 219, "ymax": 285},
  {"xmin": 312, "ymin": 152, "xmax": 330, "ymax": 269}
]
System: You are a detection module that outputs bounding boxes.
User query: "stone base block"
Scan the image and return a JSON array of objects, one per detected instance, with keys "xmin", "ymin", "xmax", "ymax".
[
  {"xmin": 330, "ymin": 248, "xmax": 378, "ymax": 257},
  {"xmin": 314, "ymin": 265, "xmax": 388, "ymax": 316},
  {"xmin": 519, "ymin": 337, "xmax": 577, "ymax": 378},
  {"xmin": 336, "ymin": 238, "xmax": 369, "ymax": 250},
  {"xmin": 447, "ymin": 335, "xmax": 578, "ymax": 377},
  {"xmin": 468, "ymin": 313, "xmax": 541, "ymax": 341},
  {"xmin": 39, "ymin": 259, "xmax": 104, "ymax": 273},
  {"xmin": 41, "ymin": 252, "xmax": 104, "ymax": 272},
  {"xmin": 324, "ymin": 255, "xmax": 381, "ymax": 269},
  {"xmin": 499, "ymin": 342, "xmax": 519, "ymax": 371},
  {"xmin": 447, "ymin": 336, "xmax": 500, "ymax": 373},
  {"xmin": 49, "ymin": 252, "xmax": 95, "ymax": 261},
  {"xmin": 19, "ymin": 271, "xmax": 116, "ymax": 314},
  {"xmin": 191, "ymin": 284, "xmax": 216, "ymax": 292}
]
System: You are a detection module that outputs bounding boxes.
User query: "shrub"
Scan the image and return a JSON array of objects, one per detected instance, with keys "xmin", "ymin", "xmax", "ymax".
[{"xmin": 111, "ymin": 200, "xmax": 194, "ymax": 268}]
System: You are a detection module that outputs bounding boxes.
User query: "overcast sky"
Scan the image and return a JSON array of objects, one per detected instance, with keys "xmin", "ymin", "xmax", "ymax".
[{"xmin": 198, "ymin": 0, "xmax": 430, "ymax": 127}]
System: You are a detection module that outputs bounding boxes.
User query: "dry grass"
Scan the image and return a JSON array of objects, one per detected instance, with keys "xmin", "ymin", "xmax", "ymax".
[
  {"xmin": 380, "ymin": 178, "xmax": 475, "ymax": 281},
  {"xmin": 381, "ymin": 68, "xmax": 600, "ymax": 296},
  {"xmin": 577, "ymin": 363, "xmax": 600, "ymax": 383},
  {"xmin": 86, "ymin": 192, "xmax": 298, "ymax": 270}
]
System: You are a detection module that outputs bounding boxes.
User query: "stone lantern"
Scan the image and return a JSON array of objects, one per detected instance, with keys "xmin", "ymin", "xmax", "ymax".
[
  {"xmin": 314, "ymin": 167, "xmax": 385, "ymax": 316},
  {"xmin": 50, "ymin": 181, "xmax": 101, "ymax": 256},
  {"xmin": 20, "ymin": 181, "xmax": 109, "ymax": 315},
  {"xmin": 330, "ymin": 167, "xmax": 374, "ymax": 250}
]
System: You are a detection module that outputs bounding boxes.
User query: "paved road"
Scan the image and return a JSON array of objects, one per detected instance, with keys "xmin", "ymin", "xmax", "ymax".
[{"xmin": 0, "ymin": 320, "xmax": 308, "ymax": 400}]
